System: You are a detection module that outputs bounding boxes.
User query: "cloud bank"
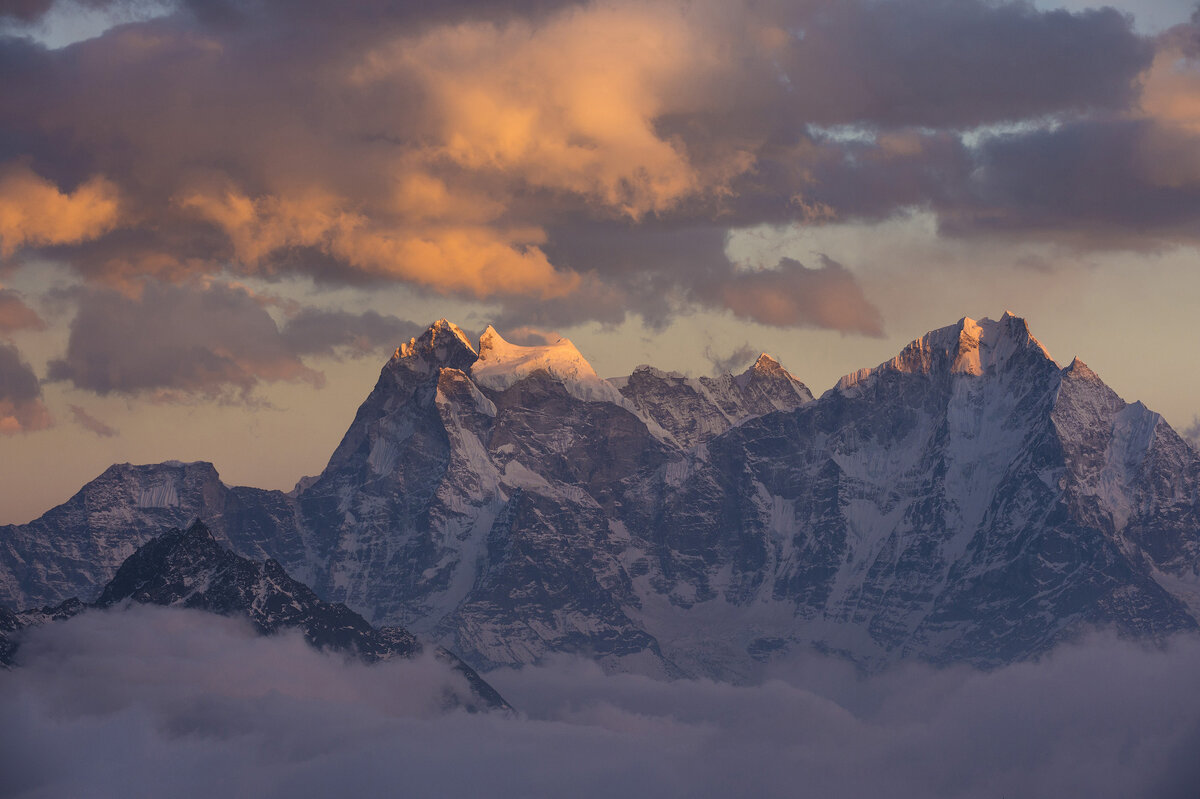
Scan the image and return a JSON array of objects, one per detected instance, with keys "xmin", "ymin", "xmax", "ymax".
[
  {"xmin": 45, "ymin": 280, "xmax": 420, "ymax": 400},
  {"xmin": 2, "ymin": 0, "xmax": 1194, "ymax": 342},
  {"xmin": 2, "ymin": 605, "xmax": 1199, "ymax": 799}
]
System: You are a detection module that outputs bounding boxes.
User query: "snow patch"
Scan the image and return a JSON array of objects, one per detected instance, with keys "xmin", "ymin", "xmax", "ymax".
[
  {"xmin": 137, "ymin": 481, "xmax": 180, "ymax": 509},
  {"xmin": 471, "ymin": 326, "xmax": 629, "ymax": 406}
]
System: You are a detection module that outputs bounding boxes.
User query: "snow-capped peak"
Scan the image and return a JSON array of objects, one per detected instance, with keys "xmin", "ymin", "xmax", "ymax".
[
  {"xmin": 471, "ymin": 325, "xmax": 627, "ymax": 405},
  {"xmin": 734, "ymin": 352, "xmax": 802, "ymax": 391},
  {"xmin": 838, "ymin": 312, "xmax": 1054, "ymax": 390},
  {"xmin": 752, "ymin": 353, "xmax": 781, "ymax": 370}
]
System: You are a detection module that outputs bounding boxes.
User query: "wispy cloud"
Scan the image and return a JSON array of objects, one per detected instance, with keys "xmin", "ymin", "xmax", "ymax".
[
  {"xmin": 68, "ymin": 404, "xmax": 118, "ymax": 437},
  {"xmin": 704, "ymin": 342, "xmax": 757, "ymax": 376}
]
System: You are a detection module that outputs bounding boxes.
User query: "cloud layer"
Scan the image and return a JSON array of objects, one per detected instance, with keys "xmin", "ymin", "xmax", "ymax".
[
  {"xmin": 2, "ymin": 606, "xmax": 1200, "ymax": 798},
  {"xmin": 45, "ymin": 280, "xmax": 420, "ymax": 400},
  {"xmin": 1, "ymin": 0, "xmax": 1193, "ymax": 339}
]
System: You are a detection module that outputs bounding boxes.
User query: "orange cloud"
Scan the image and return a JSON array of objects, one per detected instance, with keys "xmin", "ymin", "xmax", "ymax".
[
  {"xmin": 0, "ymin": 399, "xmax": 51, "ymax": 435},
  {"xmin": 354, "ymin": 1, "xmax": 755, "ymax": 219},
  {"xmin": 179, "ymin": 187, "xmax": 578, "ymax": 298},
  {"xmin": 1140, "ymin": 40, "xmax": 1200, "ymax": 133},
  {"xmin": 1137, "ymin": 39, "xmax": 1200, "ymax": 187},
  {"xmin": 0, "ymin": 164, "xmax": 122, "ymax": 257}
]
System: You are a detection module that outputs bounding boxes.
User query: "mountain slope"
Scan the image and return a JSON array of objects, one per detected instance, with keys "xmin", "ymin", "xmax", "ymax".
[
  {"xmin": 0, "ymin": 461, "xmax": 303, "ymax": 609},
  {"xmin": 676, "ymin": 313, "xmax": 1199, "ymax": 668},
  {"xmin": 615, "ymin": 354, "xmax": 813, "ymax": 449},
  {"xmin": 1, "ymin": 521, "xmax": 508, "ymax": 711}
]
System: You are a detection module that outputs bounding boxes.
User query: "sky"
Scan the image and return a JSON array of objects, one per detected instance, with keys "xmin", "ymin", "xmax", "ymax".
[
  {"xmin": 3, "ymin": 605, "xmax": 1200, "ymax": 798},
  {"xmin": 1, "ymin": 0, "xmax": 1200, "ymax": 523}
]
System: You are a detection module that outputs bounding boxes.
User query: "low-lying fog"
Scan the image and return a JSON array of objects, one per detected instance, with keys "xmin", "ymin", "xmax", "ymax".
[{"xmin": 3, "ymin": 605, "xmax": 1198, "ymax": 798}]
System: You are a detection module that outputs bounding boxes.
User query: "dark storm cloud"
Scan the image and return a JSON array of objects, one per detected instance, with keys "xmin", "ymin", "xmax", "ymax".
[
  {"xmin": 3, "ymin": 607, "xmax": 1200, "ymax": 799},
  {"xmin": 769, "ymin": 1, "xmax": 1151, "ymax": 128},
  {"xmin": 0, "ymin": 341, "xmax": 50, "ymax": 432},
  {"xmin": 0, "ymin": 0, "xmax": 52, "ymax": 22},
  {"xmin": 941, "ymin": 118, "xmax": 1200, "ymax": 243},
  {"xmin": 0, "ymin": 0, "xmax": 1187, "ymax": 333},
  {"xmin": 45, "ymin": 281, "xmax": 419, "ymax": 400}
]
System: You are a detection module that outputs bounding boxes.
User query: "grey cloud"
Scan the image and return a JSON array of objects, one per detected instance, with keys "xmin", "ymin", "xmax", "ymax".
[
  {"xmin": 536, "ymin": 224, "xmax": 884, "ymax": 335},
  {"xmin": 771, "ymin": 1, "xmax": 1151, "ymax": 129},
  {"xmin": 0, "ymin": 340, "xmax": 41, "ymax": 402},
  {"xmin": 940, "ymin": 118, "xmax": 1200, "ymax": 244},
  {"xmin": 45, "ymin": 281, "xmax": 419, "ymax": 400},
  {"xmin": 1183, "ymin": 417, "xmax": 1200, "ymax": 449},
  {"xmin": 0, "ymin": 341, "xmax": 50, "ymax": 432},
  {"xmin": 3, "ymin": 606, "xmax": 1200, "ymax": 799},
  {"xmin": 0, "ymin": 0, "xmax": 52, "ymax": 22},
  {"xmin": 280, "ymin": 308, "xmax": 422, "ymax": 359},
  {"xmin": 705, "ymin": 342, "xmax": 757, "ymax": 376},
  {"xmin": 68, "ymin": 403, "xmax": 118, "ymax": 437},
  {"xmin": 707, "ymin": 256, "xmax": 885, "ymax": 335},
  {"xmin": 46, "ymin": 281, "xmax": 317, "ymax": 399}
]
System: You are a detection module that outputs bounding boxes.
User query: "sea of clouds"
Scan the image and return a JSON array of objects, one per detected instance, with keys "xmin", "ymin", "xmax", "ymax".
[{"xmin": 2, "ymin": 605, "xmax": 1199, "ymax": 798}]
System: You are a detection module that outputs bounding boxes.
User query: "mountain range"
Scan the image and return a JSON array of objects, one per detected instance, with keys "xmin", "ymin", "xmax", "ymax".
[{"xmin": 3, "ymin": 313, "xmax": 1198, "ymax": 679}]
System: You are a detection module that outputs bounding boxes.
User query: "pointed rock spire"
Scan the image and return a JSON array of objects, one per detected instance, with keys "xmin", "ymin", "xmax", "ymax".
[
  {"xmin": 1063, "ymin": 356, "xmax": 1101, "ymax": 381},
  {"xmin": 734, "ymin": 352, "xmax": 813, "ymax": 403},
  {"xmin": 395, "ymin": 319, "xmax": 479, "ymax": 372}
]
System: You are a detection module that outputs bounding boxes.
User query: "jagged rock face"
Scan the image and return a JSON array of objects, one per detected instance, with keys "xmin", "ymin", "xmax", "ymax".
[
  {"xmin": 2, "ymin": 314, "xmax": 1199, "ymax": 679},
  {"xmin": 298, "ymin": 323, "xmax": 682, "ymax": 674},
  {"xmin": 617, "ymin": 355, "xmax": 813, "ymax": 449},
  {"xmin": 295, "ymin": 321, "xmax": 482, "ymax": 632},
  {"xmin": 686, "ymin": 314, "xmax": 1199, "ymax": 668},
  {"xmin": 0, "ymin": 461, "xmax": 303, "ymax": 609},
  {"xmin": 94, "ymin": 522, "xmax": 421, "ymax": 659}
]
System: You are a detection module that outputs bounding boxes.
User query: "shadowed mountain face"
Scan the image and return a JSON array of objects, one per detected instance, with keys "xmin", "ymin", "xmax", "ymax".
[
  {"xmin": 2, "ymin": 521, "xmax": 509, "ymax": 712},
  {"xmin": 3, "ymin": 315, "xmax": 1199, "ymax": 679}
]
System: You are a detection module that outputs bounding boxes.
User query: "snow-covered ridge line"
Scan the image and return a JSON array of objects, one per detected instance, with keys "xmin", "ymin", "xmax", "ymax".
[
  {"xmin": 469, "ymin": 325, "xmax": 630, "ymax": 406},
  {"xmin": 836, "ymin": 311, "xmax": 1055, "ymax": 390}
]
